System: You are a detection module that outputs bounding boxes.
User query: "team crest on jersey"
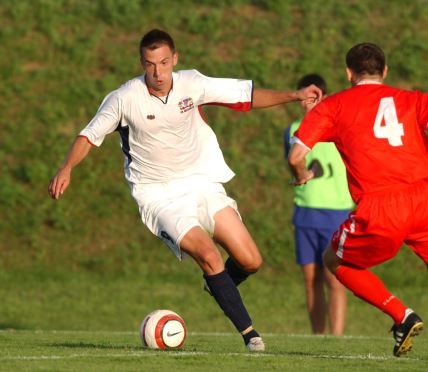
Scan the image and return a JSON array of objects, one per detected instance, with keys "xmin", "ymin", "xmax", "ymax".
[{"xmin": 178, "ymin": 96, "xmax": 194, "ymax": 113}]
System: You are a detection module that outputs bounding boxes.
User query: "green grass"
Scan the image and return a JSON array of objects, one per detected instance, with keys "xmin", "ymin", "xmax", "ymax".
[
  {"xmin": 0, "ymin": 249, "xmax": 426, "ymax": 335},
  {"xmin": 0, "ymin": 330, "xmax": 427, "ymax": 371}
]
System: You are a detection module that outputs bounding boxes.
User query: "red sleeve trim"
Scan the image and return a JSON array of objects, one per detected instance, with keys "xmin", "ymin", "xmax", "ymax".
[
  {"xmin": 198, "ymin": 106, "xmax": 208, "ymax": 123},
  {"xmin": 204, "ymin": 101, "xmax": 252, "ymax": 112},
  {"xmin": 251, "ymin": 81, "xmax": 254, "ymax": 109},
  {"xmin": 78, "ymin": 135, "xmax": 98, "ymax": 147}
]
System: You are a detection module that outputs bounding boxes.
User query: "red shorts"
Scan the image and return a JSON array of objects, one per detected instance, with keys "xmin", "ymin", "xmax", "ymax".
[{"xmin": 331, "ymin": 181, "xmax": 428, "ymax": 269}]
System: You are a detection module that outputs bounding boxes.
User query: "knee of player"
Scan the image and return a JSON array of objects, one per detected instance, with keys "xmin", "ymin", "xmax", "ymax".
[
  {"xmin": 241, "ymin": 255, "xmax": 263, "ymax": 273},
  {"xmin": 199, "ymin": 249, "xmax": 224, "ymax": 273}
]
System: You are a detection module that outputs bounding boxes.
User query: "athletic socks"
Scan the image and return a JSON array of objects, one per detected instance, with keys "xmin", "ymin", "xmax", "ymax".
[
  {"xmin": 225, "ymin": 257, "xmax": 253, "ymax": 286},
  {"xmin": 241, "ymin": 328, "xmax": 260, "ymax": 345},
  {"xmin": 335, "ymin": 265, "xmax": 407, "ymax": 324},
  {"xmin": 204, "ymin": 270, "xmax": 254, "ymax": 335}
]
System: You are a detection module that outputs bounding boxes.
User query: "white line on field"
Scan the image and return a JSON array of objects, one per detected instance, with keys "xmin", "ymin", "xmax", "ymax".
[
  {"xmin": 191, "ymin": 332, "xmax": 387, "ymax": 340},
  {"xmin": 0, "ymin": 330, "xmax": 389, "ymax": 340},
  {"xmin": 0, "ymin": 352, "xmax": 419, "ymax": 362},
  {"xmin": 0, "ymin": 351, "xmax": 206, "ymax": 361}
]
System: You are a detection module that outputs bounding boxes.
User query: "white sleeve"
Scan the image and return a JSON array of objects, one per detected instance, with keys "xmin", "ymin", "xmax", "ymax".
[
  {"xmin": 194, "ymin": 70, "xmax": 253, "ymax": 111},
  {"xmin": 79, "ymin": 91, "xmax": 122, "ymax": 147},
  {"xmin": 290, "ymin": 136, "xmax": 311, "ymax": 151}
]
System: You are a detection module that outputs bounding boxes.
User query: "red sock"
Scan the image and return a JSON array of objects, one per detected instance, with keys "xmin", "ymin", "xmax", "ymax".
[{"xmin": 336, "ymin": 265, "xmax": 406, "ymax": 324}]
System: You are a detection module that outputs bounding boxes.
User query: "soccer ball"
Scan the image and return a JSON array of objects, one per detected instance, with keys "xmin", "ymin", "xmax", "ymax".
[{"xmin": 140, "ymin": 309, "xmax": 187, "ymax": 349}]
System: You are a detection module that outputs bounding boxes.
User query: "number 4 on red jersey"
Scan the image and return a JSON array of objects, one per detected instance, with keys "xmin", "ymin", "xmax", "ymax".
[{"xmin": 373, "ymin": 97, "xmax": 404, "ymax": 147}]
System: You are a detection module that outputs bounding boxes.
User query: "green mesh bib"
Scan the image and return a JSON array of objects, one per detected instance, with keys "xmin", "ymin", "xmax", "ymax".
[{"xmin": 289, "ymin": 120, "xmax": 354, "ymax": 210}]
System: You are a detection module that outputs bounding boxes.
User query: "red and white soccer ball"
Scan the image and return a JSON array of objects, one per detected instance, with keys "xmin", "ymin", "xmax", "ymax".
[{"xmin": 140, "ymin": 309, "xmax": 187, "ymax": 349}]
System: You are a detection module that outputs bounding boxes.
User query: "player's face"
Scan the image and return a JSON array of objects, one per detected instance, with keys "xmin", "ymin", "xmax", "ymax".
[{"xmin": 141, "ymin": 44, "xmax": 178, "ymax": 96}]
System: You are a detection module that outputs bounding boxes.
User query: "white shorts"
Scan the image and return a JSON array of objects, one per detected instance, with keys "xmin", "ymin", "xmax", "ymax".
[{"xmin": 130, "ymin": 177, "xmax": 239, "ymax": 259}]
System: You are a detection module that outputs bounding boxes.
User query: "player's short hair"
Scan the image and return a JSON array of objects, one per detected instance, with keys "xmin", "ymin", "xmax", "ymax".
[
  {"xmin": 140, "ymin": 29, "xmax": 175, "ymax": 57},
  {"xmin": 346, "ymin": 43, "xmax": 385, "ymax": 76},
  {"xmin": 297, "ymin": 74, "xmax": 327, "ymax": 94}
]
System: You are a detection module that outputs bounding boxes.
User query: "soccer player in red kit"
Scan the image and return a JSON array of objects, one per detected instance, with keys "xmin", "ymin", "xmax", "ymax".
[{"xmin": 288, "ymin": 43, "xmax": 426, "ymax": 357}]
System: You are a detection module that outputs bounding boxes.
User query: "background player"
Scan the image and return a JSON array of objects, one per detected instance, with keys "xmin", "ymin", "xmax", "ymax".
[
  {"xmin": 284, "ymin": 74, "xmax": 353, "ymax": 335},
  {"xmin": 288, "ymin": 42, "xmax": 426, "ymax": 356},
  {"xmin": 48, "ymin": 29, "xmax": 321, "ymax": 352}
]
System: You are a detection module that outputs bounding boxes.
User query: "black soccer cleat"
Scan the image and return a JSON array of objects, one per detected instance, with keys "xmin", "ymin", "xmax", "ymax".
[{"xmin": 390, "ymin": 311, "xmax": 424, "ymax": 357}]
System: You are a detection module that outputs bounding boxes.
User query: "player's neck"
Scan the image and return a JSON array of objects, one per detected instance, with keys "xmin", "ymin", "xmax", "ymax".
[
  {"xmin": 352, "ymin": 74, "xmax": 383, "ymax": 86},
  {"xmin": 355, "ymin": 79, "xmax": 383, "ymax": 86},
  {"xmin": 147, "ymin": 83, "xmax": 173, "ymax": 98}
]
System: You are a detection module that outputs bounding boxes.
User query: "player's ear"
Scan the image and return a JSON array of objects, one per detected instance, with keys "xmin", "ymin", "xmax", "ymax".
[
  {"xmin": 139, "ymin": 47, "xmax": 146, "ymax": 69},
  {"xmin": 140, "ymin": 55, "xmax": 147, "ymax": 70},
  {"xmin": 382, "ymin": 65, "xmax": 388, "ymax": 80},
  {"xmin": 345, "ymin": 68, "xmax": 353, "ymax": 82},
  {"xmin": 173, "ymin": 52, "xmax": 178, "ymax": 67}
]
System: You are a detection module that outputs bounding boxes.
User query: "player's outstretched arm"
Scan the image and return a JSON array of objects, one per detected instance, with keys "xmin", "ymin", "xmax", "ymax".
[
  {"xmin": 288, "ymin": 142, "xmax": 314, "ymax": 186},
  {"xmin": 252, "ymin": 84, "xmax": 321, "ymax": 109},
  {"xmin": 48, "ymin": 136, "xmax": 92, "ymax": 200}
]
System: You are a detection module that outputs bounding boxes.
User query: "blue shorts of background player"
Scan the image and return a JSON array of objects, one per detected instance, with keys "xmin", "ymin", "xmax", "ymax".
[
  {"xmin": 293, "ymin": 206, "xmax": 349, "ymax": 265},
  {"xmin": 295, "ymin": 226, "xmax": 336, "ymax": 266}
]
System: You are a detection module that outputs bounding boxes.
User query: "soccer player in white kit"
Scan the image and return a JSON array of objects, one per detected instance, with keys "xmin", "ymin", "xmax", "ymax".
[{"xmin": 49, "ymin": 29, "xmax": 321, "ymax": 351}]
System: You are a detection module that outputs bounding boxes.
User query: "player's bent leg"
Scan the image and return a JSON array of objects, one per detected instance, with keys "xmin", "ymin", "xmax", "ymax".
[
  {"xmin": 213, "ymin": 206, "xmax": 262, "ymax": 272},
  {"xmin": 324, "ymin": 267, "xmax": 347, "ymax": 336},
  {"xmin": 203, "ymin": 270, "xmax": 265, "ymax": 351},
  {"xmin": 324, "ymin": 242, "xmax": 408, "ymax": 325},
  {"xmin": 326, "ymin": 242, "xmax": 424, "ymax": 356},
  {"xmin": 335, "ymin": 266, "xmax": 407, "ymax": 324},
  {"xmin": 213, "ymin": 206, "xmax": 262, "ymax": 285},
  {"xmin": 180, "ymin": 226, "xmax": 264, "ymax": 352},
  {"xmin": 179, "ymin": 226, "xmax": 224, "ymax": 275},
  {"xmin": 333, "ymin": 263, "xmax": 424, "ymax": 356}
]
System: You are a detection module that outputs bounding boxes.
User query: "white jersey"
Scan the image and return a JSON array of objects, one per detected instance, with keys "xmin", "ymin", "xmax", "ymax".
[{"xmin": 80, "ymin": 69, "xmax": 253, "ymax": 184}]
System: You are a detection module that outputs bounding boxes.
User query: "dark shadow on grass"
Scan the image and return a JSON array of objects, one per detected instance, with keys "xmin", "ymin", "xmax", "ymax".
[
  {"xmin": 0, "ymin": 322, "xmax": 27, "ymax": 330},
  {"xmin": 48, "ymin": 342, "xmax": 192, "ymax": 353},
  {"xmin": 48, "ymin": 341, "xmax": 142, "ymax": 350},
  {"xmin": 261, "ymin": 350, "xmax": 331, "ymax": 358}
]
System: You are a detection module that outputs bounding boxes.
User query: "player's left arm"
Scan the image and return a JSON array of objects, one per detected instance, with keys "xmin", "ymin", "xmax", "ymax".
[
  {"xmin": 288, "ymin": 97, "xmax": 336, "ymax": 185},
  {"xmin": 252, "ymin": 85, "xmax": 322, "ymax": 109},
  {"xmin": 288, "ymin": 140, "xmax": 314, "ymax": 186},
  {"xmin": 195, "ymin": 71, "xmax": 321, "ymax": 111}
]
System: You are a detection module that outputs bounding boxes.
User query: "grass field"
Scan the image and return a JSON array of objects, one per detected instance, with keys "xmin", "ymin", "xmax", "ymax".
[{"xmin": 1, "ymin": 330, "xmax": 427, "ymax": 371}]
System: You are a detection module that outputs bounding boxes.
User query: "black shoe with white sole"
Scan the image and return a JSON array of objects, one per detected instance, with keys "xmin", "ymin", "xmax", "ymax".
[{"xmin": 391, "ymin": 311, "xmax": 423, "ymax": 357}]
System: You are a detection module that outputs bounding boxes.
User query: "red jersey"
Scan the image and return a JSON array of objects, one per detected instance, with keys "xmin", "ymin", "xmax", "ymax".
[{"xmin": 295, "ymin": 82, "xmax": 428, "ymax": 202}]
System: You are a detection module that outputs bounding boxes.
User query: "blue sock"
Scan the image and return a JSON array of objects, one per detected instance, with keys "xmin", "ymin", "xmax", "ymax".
[
  {"xmin": 204, "ymin": 270, "xmax": 253, "ymax": 334},
  {"xmin": 225, "ymin": 257, "xmax": 253, "ymax": 286}
]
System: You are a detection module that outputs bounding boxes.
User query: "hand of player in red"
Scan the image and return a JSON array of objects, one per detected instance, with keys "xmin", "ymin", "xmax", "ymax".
[{"xmin": 289, "ymin": 169, "xmax": 315, "ymax": 186}]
